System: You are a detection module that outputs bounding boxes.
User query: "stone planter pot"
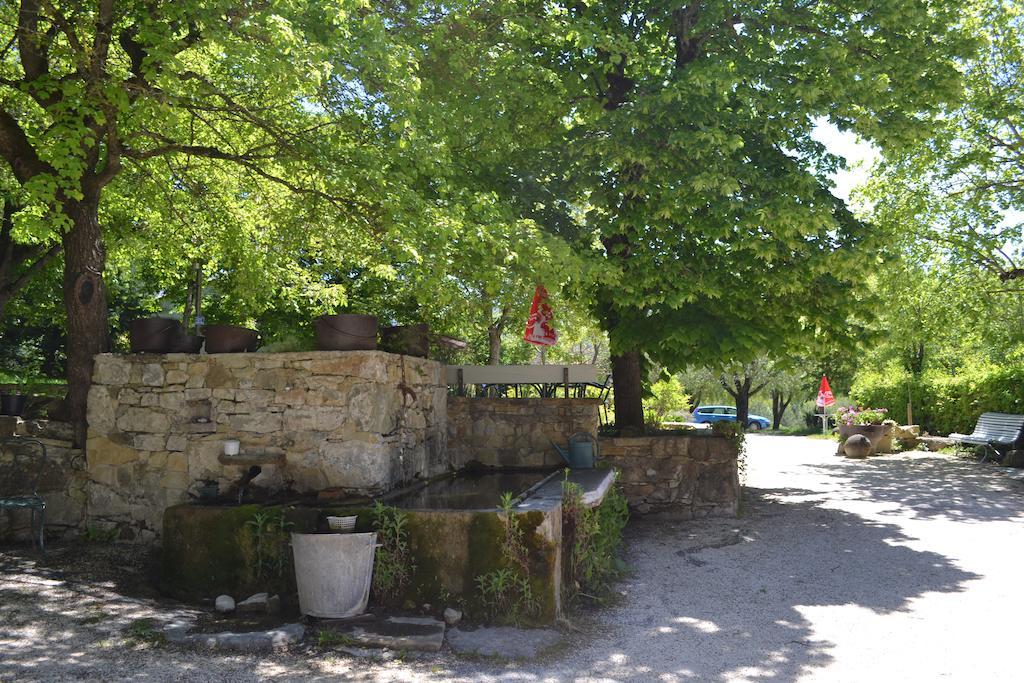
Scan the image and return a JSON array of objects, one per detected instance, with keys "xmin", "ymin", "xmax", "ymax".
[
  {"xmin": 314, "ymin": 314, "xmax": 378, "ymax": 351},
  {"xmin": 842, "ymin": 434, "xmax": 873, "ymax": 458},
  {"xmin": 838, "ymin": 423, "xmax": 892, "ymax": 454}
]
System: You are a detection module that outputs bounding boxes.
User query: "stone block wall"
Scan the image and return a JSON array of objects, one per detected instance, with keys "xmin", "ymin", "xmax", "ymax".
[
  {"xmin": 86, "ymin": 351, "xmax": 448, "ymax": 541},
  {"xmin": 601, "ymin": 433, "xmax": 739, "ymax": 517},
  {"xmin": 1, "ymin": 419, "xmax": 87, "ymax": 542},
  {"xmin": 446, "ymin": 397, "xmax": 601, "ymax": 469}
]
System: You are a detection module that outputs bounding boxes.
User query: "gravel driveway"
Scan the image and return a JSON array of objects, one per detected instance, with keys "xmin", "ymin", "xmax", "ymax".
[{"xmin": 3, "ymin": 435, "xmax": 1023, "ymax": 682}]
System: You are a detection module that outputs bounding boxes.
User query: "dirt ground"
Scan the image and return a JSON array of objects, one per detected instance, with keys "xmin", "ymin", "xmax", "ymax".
[{"xmin": 3, "ymin": 435, "xmax": 1024, "ymax": 682}]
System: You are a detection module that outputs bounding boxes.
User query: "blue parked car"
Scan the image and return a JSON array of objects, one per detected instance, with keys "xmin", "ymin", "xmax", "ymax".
[{"xmin": 692, "ymin": 405, "xmax": 770, "ymax": 431}]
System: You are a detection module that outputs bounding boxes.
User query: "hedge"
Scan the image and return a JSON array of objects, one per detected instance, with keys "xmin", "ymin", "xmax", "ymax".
[{"xmin": 850, "ymin": 364, "xmax": 1024, "ymax": 436}]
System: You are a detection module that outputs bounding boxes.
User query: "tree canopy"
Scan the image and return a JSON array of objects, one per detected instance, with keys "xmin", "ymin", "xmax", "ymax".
[{"xmin": 0, "ymin": 0, "xmax": 1004, "ymax": 441}]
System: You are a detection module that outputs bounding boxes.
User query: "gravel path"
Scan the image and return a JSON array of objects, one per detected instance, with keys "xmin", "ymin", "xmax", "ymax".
[{"xmin": 3, "ymin": 435, "xmax": 1023, "ymax": 681}]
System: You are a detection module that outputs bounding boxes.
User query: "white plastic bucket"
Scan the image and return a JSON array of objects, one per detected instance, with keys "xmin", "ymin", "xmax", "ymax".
[{"xmin": 291, "ymin": 531, "xmax": 377, "ymax": 618}]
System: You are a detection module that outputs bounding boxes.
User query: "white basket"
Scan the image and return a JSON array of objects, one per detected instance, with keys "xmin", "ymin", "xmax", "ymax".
[{"xmin": 326, "ymin": 515, "xmax": 357, "ymax": 532}]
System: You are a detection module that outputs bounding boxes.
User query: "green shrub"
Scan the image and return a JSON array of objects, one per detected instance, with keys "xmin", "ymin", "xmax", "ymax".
[
  {"xmin": 561, "ymin": 478, "xmax": 629, "ymax": 606},
  {"xmin": 851, "ymin": 362, "xmax": 1024, "ymax": 435},
  {"xmin": 644, "ymin": 377, "xmax": 689, "ymax": 426}
]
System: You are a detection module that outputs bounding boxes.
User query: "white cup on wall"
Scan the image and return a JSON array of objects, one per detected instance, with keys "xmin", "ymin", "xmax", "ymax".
[{"xmin": 223, "ymin": 439, "xmax": 241, "ymax": 456}]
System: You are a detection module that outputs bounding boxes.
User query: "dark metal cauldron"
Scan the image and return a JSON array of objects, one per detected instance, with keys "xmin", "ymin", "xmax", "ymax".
[
  {"xmin": 314, "ymin": 314, "xmax": 378, "ymax": 351},
  {"xmin": 166, "ymin": 331, "xmax": 204, "ymax": 354},
  {"xmin": 129, "ymin": 317, "xmax": 182, "ymax": 353},
  {"xmin": 202, "ymin": 325, "xmax": 260, "ymax": 353},
  {"xmin": 0, "ymin": 393, "xmax": 28, "ymax": 416},
  {"xmin": 379, "ymin": 324, "xmax": 429, "ymax": 357}
]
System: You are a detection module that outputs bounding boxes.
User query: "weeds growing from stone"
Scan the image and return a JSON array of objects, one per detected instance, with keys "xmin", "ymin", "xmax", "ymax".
[
  {"xmin": 476, "ymin": 492, "xmax": 538, "ymax": 624},
  {"xmin": 561, "ymin": 477, "xmax": 629, "ymax": 606},
  {"xmin": 371, "ymin": 502, "xmax": 415, "ymax": 606},
  {"xmin": 242, "ymin": 510, "xmax": 293, "ymax": 583}
]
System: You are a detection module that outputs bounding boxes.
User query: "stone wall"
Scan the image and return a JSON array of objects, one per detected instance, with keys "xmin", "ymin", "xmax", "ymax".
[
  {"xmin": 601, "ymin": 433, "xmax": 739, "ymax": 517},
  {"xmin": 446, "ymin": 397, "xmax": 601, "ymax": 469},
  {"xmin": 1, "ymin": 419, "xmax": 87, "ymax": 542},
  {"xmin": 86, "ymin": 351, "xmax": 448, "ymax": 541}
]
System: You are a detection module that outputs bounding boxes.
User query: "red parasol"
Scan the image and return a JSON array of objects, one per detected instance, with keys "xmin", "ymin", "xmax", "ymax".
[
  {"xmin": 523, "ymin": 285, "xmax": 557, "ymax": 346},
  {"xmin": 816, "ymin": 375, "xmax": 836, "ymax": 408}
]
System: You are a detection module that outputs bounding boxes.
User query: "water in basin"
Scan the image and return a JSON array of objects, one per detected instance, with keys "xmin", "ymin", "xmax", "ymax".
[{"xmin": 391, "ymin": 470, "xmax": 552, "ymax": 510}]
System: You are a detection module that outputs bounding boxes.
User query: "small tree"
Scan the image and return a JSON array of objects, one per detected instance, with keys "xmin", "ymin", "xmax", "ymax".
[
  {"xmin": 767, "ymin": 367, "xmax": 808, "ymax": 430},
  {"xmin": 719, "ymin": 359, "xmax": 775, "ymax": 429},
  {"xmin": 645, "ymin": 376, "xmax": 689, "ymax": 427}
]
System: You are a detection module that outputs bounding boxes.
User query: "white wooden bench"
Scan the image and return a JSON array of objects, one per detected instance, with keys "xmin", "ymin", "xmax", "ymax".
[
  {"xmin": 445, "ymin": 364, "xmax": 600, "ymax": 398},
  {"xmin": 949, "ymin": 412, "xmax": 1024, "ymax": 462}
]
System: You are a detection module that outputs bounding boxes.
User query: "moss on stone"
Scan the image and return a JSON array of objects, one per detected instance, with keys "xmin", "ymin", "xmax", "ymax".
[
  {"xmin": 162, "ymin": 502, "xmax": 562, "ymax": 622},
  {"xmin": 161, "ymin": 503, "xmax": 316, "ymax": 601}
]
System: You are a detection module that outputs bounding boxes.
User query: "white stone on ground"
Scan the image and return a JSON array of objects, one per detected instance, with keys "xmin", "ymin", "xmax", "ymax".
[
  {"xmin": 213, "ymin": 595, "xmax": 234, "ymax": 613},
  {"xmin": 235, "ymin": 592, "xmax": 268, "ymax": 613},
  {"xmin": 442, "ymin": 607, "xmax": 462, "ymax": 626}
]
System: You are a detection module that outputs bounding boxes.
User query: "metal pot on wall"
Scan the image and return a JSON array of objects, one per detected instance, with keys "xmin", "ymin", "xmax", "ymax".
[
  {"xmin": 379, "ymin": 324, "xmax": 429, "ymax": 357},
  {"xmin": 314, "ymin": 314, "xmax": 378, "ymax": 351},
  {"xmin": 128, "ymin": 317, "xmax": 182, "ymax": 353},
  {"xmin": 0, "ymin": 393, "xmax": 28, "ymax": 416},
  {"xmin": 202, "ymin": 325, "xmax": 260, "ymax": 353},
  {"xmin": 165, "ymin": 326, "xmax": 204, "ymax": 353}
]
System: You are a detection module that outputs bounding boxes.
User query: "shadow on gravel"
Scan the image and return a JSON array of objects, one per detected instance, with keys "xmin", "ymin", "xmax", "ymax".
[
  {"xmin": 807, "ymin": 454, "xmax": 1024, "ymax": 523},
  {"xmin": 570, "ymin": 488, "xmax": 981, "ymax": 682},
  {"xmin": 0, "ymin": 481, "xmax": 987, "ymax": 683}
]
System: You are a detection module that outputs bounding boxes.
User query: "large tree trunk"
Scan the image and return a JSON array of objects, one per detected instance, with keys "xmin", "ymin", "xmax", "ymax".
[
  {"xmin": 487, "ymin": 326, "xmax": 502, "ymax": 365},
  {"xmin": 487, "ymin": 327, "xmax": 501, "ymax": 365},
  {"xmin": 487, "ymin": 306, "xmax": 508, "ymax": 365},
  {"xmin": 611, "ymin": 349, "xmax": 644, "ymax": 434},
  {"xmin": 62, "ymin": 197, "xmax": 109, "ymax": 447}
]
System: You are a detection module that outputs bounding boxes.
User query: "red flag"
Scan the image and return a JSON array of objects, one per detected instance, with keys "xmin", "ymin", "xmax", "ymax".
[
  {"xmin": 816, "ymin": 375, "xmax": 836, "ymax": 407},
  {"xmin": 523, "ymin": 285, "xmax": 557, "ymax": 346}
]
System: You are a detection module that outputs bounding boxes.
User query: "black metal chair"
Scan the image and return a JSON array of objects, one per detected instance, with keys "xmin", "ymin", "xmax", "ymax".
[
  {"xmin": 0, "ymin": 437, "xmax": 47, "ymax": 553},
  {"xmin": 572, "ymin": 374, "xmax": 612, "ymax": 423}
]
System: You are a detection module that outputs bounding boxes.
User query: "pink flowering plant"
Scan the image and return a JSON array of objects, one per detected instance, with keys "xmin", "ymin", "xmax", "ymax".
[{"xmin": 836, "ymin": 406, "xmax": 888, "ymax": 426}]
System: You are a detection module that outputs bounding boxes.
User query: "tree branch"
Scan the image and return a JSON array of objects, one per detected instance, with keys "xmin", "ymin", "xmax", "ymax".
[
  {"xmin": 17, "ymin": 0, "xmax": 49, "ymax": 81},
  {"xmin": 0, "ymin": 107, "xmax": 54, "ymax": 183},
  {"xmin": 6, "ymin": 241, "xmax": 61, "ymax": 293},
  {"xmin": 90, "ymin": 0, "xmax": 115, "ymax": 78},
  {"xmin": 40, "ymin": 0, "xmax": 84, "ymax": 57}
]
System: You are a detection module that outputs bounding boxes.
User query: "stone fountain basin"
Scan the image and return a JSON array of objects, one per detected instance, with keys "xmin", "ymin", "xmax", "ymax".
[{"xmin": 161, "ymin": 467, "xmax": 616, "ymax": 624}]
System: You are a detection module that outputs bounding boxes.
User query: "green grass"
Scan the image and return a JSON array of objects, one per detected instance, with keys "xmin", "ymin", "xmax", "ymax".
[
  {"xmin": 0, "ymin": 371, "xmax": 66, "ymax": 385},
  {"xmin": 316, "ymin": 629, "xmax": 356, "ymax": 648},
  {"xmin": 123, "ymin": 618, "xmax": 166, "ymax": 646},
  {"xmin": 765, "ymin": 426, "xmax": 840, "ymax": 440}
]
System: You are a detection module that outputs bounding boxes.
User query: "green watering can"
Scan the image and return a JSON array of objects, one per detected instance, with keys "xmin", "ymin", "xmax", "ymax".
[{"xmin": 550, "ymin": 432, "xmax": 599, "ymax": 469}]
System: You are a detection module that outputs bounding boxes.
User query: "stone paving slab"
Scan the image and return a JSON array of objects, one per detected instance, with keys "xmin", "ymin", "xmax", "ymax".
[
  {"xmin": 163, "ymin": 621, "xmax": 304, "ymax": 652},
  {"xmin": 446, "ymin": 626, "xmax": 564, "ymax": 660},
  {"xmin": 327, "ymin": 616, "xmax": 445, "ymax": 652}
]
